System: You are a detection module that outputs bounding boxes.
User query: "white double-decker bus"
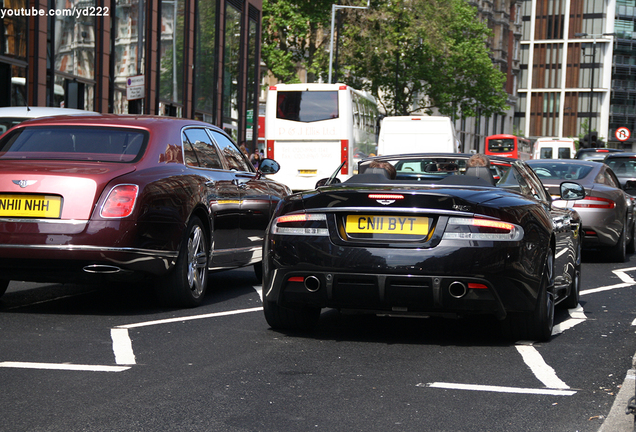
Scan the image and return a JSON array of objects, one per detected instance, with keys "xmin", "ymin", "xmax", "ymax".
[{"xmin": 265, "ymin": 83, "xmax": 380, "ymax": 191}]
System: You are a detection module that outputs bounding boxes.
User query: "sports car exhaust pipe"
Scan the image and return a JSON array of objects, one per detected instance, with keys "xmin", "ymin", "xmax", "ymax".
[
  {"xmin": 448, "ymin": 281, "xmax": 468, "ymax": 299},
  {"xmin": 304, "ymin": 276, "xmax": 321, "ymax": 292},
  {"xmin": 83, "ymin": 265, "xmax": 122, "ymax": 274}
]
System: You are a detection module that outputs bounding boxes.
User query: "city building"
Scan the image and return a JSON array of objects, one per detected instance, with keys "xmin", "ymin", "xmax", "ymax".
[
  {"xmin": 0, "ymin": 0, "xmax": 262, "ymax": 148},
  {"xmin": 516, "ymin": 0, "xmax": 615, "ymax": 146},
  {"xmin": 610, "ymin": 0, "xmax": 636, "ymax": 149}
]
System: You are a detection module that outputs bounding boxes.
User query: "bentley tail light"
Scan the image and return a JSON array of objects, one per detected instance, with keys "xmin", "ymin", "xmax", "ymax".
[
  {"xmin": 100, "ymin": 184, "xmax": 139, "ymax": 218},
  {"xmin": 442, "ymin": 217, "xmax": 524, "ymax": 241},
  {"xmin": 272, "ymin": 213, "xmax": 328, "ymax": 235}
]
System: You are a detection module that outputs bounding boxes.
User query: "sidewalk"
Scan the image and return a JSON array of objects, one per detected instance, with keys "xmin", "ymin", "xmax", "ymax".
[{"xmin": 598, "ymin": 352, "xmax": 636, "ymax": 432}]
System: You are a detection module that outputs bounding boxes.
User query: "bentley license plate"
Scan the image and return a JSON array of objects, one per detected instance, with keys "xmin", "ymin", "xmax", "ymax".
[
  {"xmin": 345, "ymin": 215, "xmax": 429, "ymax": 235},
  {"xmin": 0, "ymin": 194, "xmax": 62, "ymax": 218}
]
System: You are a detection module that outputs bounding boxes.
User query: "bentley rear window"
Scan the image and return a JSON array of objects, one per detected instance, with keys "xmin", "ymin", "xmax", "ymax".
[{"xmin": 0, "ymin": 127, "xmax": 148, "ymax": 162}]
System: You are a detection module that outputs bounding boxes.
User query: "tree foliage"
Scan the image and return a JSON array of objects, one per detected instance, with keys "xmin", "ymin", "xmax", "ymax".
[
  {"xmin": 261, "ymin": 0, "xmax": 333, "ymax": 83},
  {"xmin": 262, "ymin": 0, "xmax": 509, "ymax": 117}
]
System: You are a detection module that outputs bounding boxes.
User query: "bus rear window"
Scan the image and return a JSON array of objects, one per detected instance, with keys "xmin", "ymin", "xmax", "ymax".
[
  {"xmin": 276, "ymin": 91, "xmax": 339, "ymax": 122},
  {"xmin": 488, "ymin": 138, "xmax": 514, "ymax": 153}
]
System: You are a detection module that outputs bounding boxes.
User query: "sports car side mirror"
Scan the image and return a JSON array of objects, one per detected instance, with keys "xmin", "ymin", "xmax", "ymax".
[
  {"xmin": 560, "ymin": 181, "xmax": 585, "ymax": 200},
  {"xmin": 258, "ymin": 158, "xmax": 280, "ymax": 174}
]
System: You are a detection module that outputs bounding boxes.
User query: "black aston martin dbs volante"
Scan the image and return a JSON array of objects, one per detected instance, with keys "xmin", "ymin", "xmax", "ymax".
[{"xmin": 262, "ymin": 153, "xmax": 585, "ymax": 342}]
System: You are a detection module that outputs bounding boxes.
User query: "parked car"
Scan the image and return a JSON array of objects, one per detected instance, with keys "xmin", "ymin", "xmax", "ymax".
[
  {"xmin": 603, "ymin": 152, "xmax": 636, "ymax": 193},
  {"xmin": 0, "ymin": 106, "xmax": 99, "ymax": 135},
  {"xmin": 575, "ymin": 147, "xmax": 624, "ymax": 161},
  {"xmin": 262, "ymin": 153, "xmax": 585, "ymax": 342},
  {"xmin": 527, "ymin": 159, "xmax": 635, "ymax": 262},
  {"xmin": 0, "ymin": 115, "xmax": 290, "ymax": 306}
]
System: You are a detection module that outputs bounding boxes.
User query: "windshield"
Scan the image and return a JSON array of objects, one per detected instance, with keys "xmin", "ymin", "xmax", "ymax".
[
  {"xmin": 276, "ymin": 91, "xmax": 339, "ymax": 122},
  {"xmin": 530, "ymin": 163, "xmax": 593, "ymax": 180},
  {"xmin": 0, "ymin": 126, "xmax": 148, "ymax": 163},
  {"xmin": 606, "ymin": 158, "xmax": 636, "ymax": 177}
]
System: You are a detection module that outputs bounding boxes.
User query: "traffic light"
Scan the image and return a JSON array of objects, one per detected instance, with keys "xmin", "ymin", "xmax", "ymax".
[
  {"xmin": 590, "ymin": 132, "xmax": 598, "ymax": 147},
  {"xmin": 581, "ymin": 134, "xmax": 590, "ymax": 148}
]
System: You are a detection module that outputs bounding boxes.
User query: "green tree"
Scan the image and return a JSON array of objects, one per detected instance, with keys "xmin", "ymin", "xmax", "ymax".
[
  {"xmin": 338, "ymin": 0, "xmax": 507, "ymax": 117},
  {"xmin": 261, "ymin": 0, "xmax": 333, "ymax": 83}
]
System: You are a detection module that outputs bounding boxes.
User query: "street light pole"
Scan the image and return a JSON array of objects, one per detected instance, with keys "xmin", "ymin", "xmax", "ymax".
[{"xmin": 328, "ymin": 1, "xmax": 370, "ymax": 84}]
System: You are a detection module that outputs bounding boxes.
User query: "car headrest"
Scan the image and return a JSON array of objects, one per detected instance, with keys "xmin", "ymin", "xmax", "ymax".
[{"xmin": 465, "ymin": 166, "xmax": 496, "ymax": 185}]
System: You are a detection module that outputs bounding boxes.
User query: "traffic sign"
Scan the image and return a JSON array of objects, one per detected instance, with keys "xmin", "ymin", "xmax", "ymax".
[
  {"xmin": 616, "ymin": 127, "xmax": 631, "ymax": 142},
  {"xmin": 127, "ymin": 75, "xmax": 145, "ymax": 101}
]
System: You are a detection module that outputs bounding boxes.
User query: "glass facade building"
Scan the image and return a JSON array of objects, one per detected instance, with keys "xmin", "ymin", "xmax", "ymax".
[
  {"xmin": 0, "ymin": 0, "xmax": 262, "ymax": 148},
  {"xmin": 517, "ymin": 0, "xmax": 614, "ymax": 143}
]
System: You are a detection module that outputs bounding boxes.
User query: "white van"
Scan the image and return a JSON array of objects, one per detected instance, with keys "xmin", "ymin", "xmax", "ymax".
[
  {"xmin": 377, "ymin": 116, "xmax": 461, "ymax": 155},
  {"xmin": 532, "ymin": 137, "xmax": 577, "ymax": 159}
]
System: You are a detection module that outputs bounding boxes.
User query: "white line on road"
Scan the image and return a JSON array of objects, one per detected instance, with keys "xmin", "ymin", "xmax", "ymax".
[
  {"xmin": 111, "ymin": 328, "xmax": 136, "ymax": 365},
  {"xmin": 422, "ymin": 382, "xmax": 576, "ymax": 396},
  {"xmin": 115, "ymin": 306, "xmax": 263, "ymax": 329},
  {"xmin": 515, "ymin": 345, "xmax": 571, "ymax": 389},
  {"xmin": 0, "ymin": 361, "xmax": 131, "ymax": 372},
  {"xmin": 552, "ymin": 304, "xmax": 586, "ymax": 336}
]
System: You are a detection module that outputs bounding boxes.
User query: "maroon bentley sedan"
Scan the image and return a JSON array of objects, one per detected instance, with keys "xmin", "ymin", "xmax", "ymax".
[{"xmin": 0, "ymin": 115, "xmax": 290, "ymax": 307}]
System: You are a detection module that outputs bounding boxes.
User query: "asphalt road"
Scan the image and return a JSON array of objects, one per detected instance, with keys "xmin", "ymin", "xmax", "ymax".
[{"xmin": 1, "ymin": 253, "xmax": 636, "ymax": 432}]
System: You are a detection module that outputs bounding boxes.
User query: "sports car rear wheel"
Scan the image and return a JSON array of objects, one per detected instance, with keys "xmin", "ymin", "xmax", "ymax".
[
  {"xmin": 158, "ymin": 216, "xmax": 209, "ymax": 308},
  {"xmin": 627, "ymin": 220, "xmax": 636, "ymax": 254},
  {"xmin": 263, "ymin": 300, "xmax": 320, "ymax": 331},
  {"xmin": 504, "ymin": 249, "xmax": 555, "ymax": 342},
  {"xmin": 561, "ymin": 242, "xmax": 581, "ymax": 310},
  {"xmin": 0, "ymin": 279, "xmax": 9, "ymax": 298},
  {"xmin": 609, "ymin": 222, "xmax": 627, "ymax": 263}
]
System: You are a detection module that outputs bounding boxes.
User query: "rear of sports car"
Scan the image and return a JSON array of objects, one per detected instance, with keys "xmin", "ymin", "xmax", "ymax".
[{"xmin": 263, "ymin": 184, "xmax": 552, "ymax": 330}]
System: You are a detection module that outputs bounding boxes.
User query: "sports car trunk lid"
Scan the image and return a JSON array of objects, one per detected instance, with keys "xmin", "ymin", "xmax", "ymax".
[
  {"xmin": 0, "ymin": 161, "xmax": 136, "ymax": 220},
  {"xmin": 304, "ymin": 184, "xmax": 502, "ymax": 212}
]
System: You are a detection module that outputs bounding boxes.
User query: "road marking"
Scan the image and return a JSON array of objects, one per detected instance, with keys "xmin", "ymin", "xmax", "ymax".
[
  {"xmin": 0, "ymin": 361, "xmax": 130, "ymax": 372},
  {"xmin": 581, "ymin": 266, "xmax": 636, "ymax": 296},
  {"xmin": 552, "ymin": 304, "xmax": 586, "ymax": 335},
  {"xmin": 115, "ymin": 306, "xmax": 263, "ymax": 329},
  {"xmin": 515, "ymin": 345, "xmax": 570, "ymax": 389},
  {"xmin": 111, "ymin": 328, "xmax": 136, "ymax": 365},
  {"xmin": 422, "ymin": 382, "xmax": 576, "ymax": 396},
  {"xmin": 109, "ymin": 306, "xmax": 264, "ymax": 365},
  {"xmin": 254, "ymin": 285, "xmax": 263, "ymax": 301}
]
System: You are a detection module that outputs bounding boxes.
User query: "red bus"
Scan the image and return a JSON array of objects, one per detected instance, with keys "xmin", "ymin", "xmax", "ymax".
[{"xmin": 485, "ymin": 134, "xmax": 532, "ymax": 160}]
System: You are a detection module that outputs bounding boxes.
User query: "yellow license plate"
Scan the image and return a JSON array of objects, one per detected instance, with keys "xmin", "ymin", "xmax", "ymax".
[
  {"xmin": 298, "ymin": 170, "xmax": 317, "ymax": 175},
  {"xmin": 0, "ymin": 194, "xmax": 62, "ymax": 218},
  {"xmin": 346, "ymin": 215, "xmax": 429, "ymax": 235}
]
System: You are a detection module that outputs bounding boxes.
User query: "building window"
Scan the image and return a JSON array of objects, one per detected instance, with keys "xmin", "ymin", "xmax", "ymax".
[
  {"xmin": 52, "ymin": 0, "xmax": 97, "ymax": 110},
  {"xmin": 112, "ymin": 0, "xmax": 146, "ymax": 114},
  {"xmin": 194, "ymin": 0, "xmax": 217, "ymax": 121},
  {"xmin": 222, "ymin": 1, "xmax": 242, "ymax": 140},
  {"xmin": 535, "ymin": 0, "xmax": 565, "ymax": 40},
  {"xmin": 245, "ymin": 10, "xmax": 259, "ymax": 150},
  {"xmin": 159, "ymin": 0, "xmax": 185, "ymax": 113},
  {"xmin": 0, "ymin": 0, "xmax": 28, "ymax": 107}
]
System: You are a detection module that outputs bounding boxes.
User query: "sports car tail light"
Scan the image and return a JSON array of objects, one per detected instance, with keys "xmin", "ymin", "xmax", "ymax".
[
  {"xmin": 100, "ymin": 184, "xmax": 139, "ymax": 218},
  {"xmin": 573, "ymin": 196, "xmax": 615, "ymax": 209},
  {"xmin": 272, "ymin": 213, "xmax": 328, "ymax": 236},
  {"xmin": 442, "ymin": 217, "xmax": 523, "ymax": 241}
]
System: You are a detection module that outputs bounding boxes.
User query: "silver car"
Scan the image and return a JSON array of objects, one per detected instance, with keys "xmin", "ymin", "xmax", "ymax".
[{"xmin": 528, "ymin": 159, "xmax": 635, "ymax": 262}]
